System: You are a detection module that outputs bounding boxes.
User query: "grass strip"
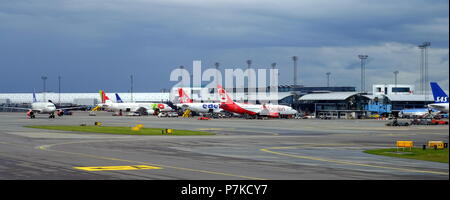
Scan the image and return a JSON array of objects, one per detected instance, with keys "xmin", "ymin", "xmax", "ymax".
[
  {"xmin": 364, "ymin": 148, "xmax": 448, "ymax": 163},
  {"xmin": 25, "ymin": 125, "xmax": 214, "ymax": 136}
]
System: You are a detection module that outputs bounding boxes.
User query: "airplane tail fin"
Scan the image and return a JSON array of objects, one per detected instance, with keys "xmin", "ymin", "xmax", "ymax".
[
  {"xmin": 217, "ymin": 85, "xmax": 234, "ymax": 104},
  {"xmin": 115, "ymin": 93, "xmax": 124, "ymax": 103},
  {"xmin": 99, "ymin": 90, "xmax": 110, "ymax": 103},
  {"xmin": 178, "ymin": 88, "xmax": 193, "ymax": 103},
  {"xmin": 32, "ymin": 91, "xmax": 37, "ymax": 103},
  {"xmin": 430, "ymin": 82, "xmax": 448, "ymax": 103}
]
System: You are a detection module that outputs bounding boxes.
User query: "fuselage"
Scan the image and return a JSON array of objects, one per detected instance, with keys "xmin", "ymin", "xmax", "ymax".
[
  {"xmin": 217, "ymin": 84, "xmax": 297, "ymax": 117},
  {"xmin": 31, "ymin": 102, "xmax": 56, "ymax": 114},
  {"xmin": 102, "ymin": 102, "xmax": 172, "ymax": 114},
  {"xmin": 220, "ymin": 102, "xmax": 298, "ymax": 116},
  {"xmin": 176, "ymin": 103, "xmax": 222, "ymax": 113}
]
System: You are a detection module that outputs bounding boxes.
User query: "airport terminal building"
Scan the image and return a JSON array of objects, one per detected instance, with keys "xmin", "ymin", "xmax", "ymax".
[{"xmin": 297, "ymin": 84, "xmax": 434, "ymax": 118}]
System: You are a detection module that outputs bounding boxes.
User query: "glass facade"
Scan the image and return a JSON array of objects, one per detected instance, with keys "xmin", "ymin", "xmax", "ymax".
[{"xmin": 392, "ymin": 87, "xmax": 411, "ymax": 93}]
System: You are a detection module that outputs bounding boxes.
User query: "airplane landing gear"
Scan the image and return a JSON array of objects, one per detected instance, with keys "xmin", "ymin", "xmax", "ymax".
[
  {"xmin": 27, "ymin": 111, "xmax": 35, "ymax": 119},
  {"xmin": 57, "ymin": 110, "xmax": 64, "ymax": 117},
  {"xmin": 49, "ymin": 112, "xmax": 55, "ymax": 118}
]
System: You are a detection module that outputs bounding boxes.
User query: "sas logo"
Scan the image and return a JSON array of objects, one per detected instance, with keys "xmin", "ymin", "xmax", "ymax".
[
  {"xmin": 202, "ymin": 104, "xmax": 219, "ymax": 109},
  {"xmin": 436, "ymin": 96, "xmax": 448, "ymax": 103}
]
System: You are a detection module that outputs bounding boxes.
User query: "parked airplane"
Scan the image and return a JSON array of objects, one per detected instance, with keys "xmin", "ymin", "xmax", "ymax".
[
  {"xmin": 3, "ymin": 92, "xmax": 76, "ymax": 118},
  {"xmin": 398, "ymin": 108, "xmax": 439, "ymax": 118},
  {"xmin": 217, "ymin": 85, "xmax": 297, "ymax": 118},
  {"xmin": 175, "ymin": 88, "xmax": 222, "ymax": 113},
  {"xmin": 428, "ymin": 82, "xmax": 449, "ymax": 113},
  {"xmin": 99, "ymin": 90, "xmax": 172, "ymax": 115}
]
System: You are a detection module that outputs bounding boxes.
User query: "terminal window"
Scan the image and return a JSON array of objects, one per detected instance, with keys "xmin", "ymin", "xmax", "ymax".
[{"xmin": 392, "ymin": 87, "xmax": 410, "ymax": 93}]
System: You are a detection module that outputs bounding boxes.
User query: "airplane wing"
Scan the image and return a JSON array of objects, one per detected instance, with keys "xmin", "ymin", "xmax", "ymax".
[
  {"xmin": 429, "ymin": 104, "xmax": 446, "ymax": 110},
  {"xmin": 1, "ymin": 106, "xmax": 43, "ymax": 113},
  {"xmin": 257, "ymin": 110, "xmax": 280, "ymax": 117},
  {"xmin": 57, "ymin": 106, "xmax": 84, "ymax": 111},
  {"xmin": 2, "ymin": 106, "xmax": 31, "ymax": 111},
  {"xmin": 257, "ymin": 104, "xmax": 279, "ymax": 117}
]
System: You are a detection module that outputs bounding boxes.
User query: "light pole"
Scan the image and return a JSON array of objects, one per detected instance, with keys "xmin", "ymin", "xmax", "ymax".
[
  {"xmin": 271, "ymin": 62, "xmax": 276, "ymax": 81},
  {"xmin": 214, "ymin": 62, "xmax": 220, "ymax": 86},
  {"xmin": 271, "ymin": 63, "xmax": 277, "ymax": 92},
  {"xmin": 41, "ymin": 76, "xmax": 47, "ymax": 102},
  {"xmin": 292, "ymin": 56, "xmax": 298, "ymax": 87},
  {"xmin": 358, "ymin": 55, "xmax": 368, "ymax": 93},
  {"xmin": 215, "ymin": 62, "xmax": 220, "ymax": 101},
  {"xmin": 418, "ymin": 42, "xmax": 430, "ymax": 101},
  {"xmin": 130, "ymin": 75, "xmax": 133, "ymax": 102},
  {"xmin": 246, "ymin": 60, "xmax": 252, "ymax": 101},
  {"xmin": 58, "ymin": 75, "xmax": 61, "ymax": 105},
  {"xmin": 393, "ymin": 71, "xmax": 399, "ymax": 86},
  {"xmin": 393, "ymin": 71, "xmax": 399, "ymax": 94},
  {"xmin": 326, "ymin": 72, "xmax": 331, "ymax": 87}
]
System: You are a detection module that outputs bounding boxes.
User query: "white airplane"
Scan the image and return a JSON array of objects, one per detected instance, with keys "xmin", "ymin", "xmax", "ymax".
[
  {"xmin": 98, "ymin": 90, "xmax": 172, "ymax": 115},
  {"xmin": 175, "ymin": 88, "xmax": 222, "ymax": 113},
  {"xmin": 217, "ymin": 85, "xmax": 298, "ymax": 118},
  {"xmin": 398, "ymin": 108, "xmax": 439, "ymax": 118},
  {"xmin": 428, "ymin": 82, "xmax": 449, "ymax": 113},
  {"xmin": 2, "ymin": 92, "xmax": 73, "ymax": 118}
]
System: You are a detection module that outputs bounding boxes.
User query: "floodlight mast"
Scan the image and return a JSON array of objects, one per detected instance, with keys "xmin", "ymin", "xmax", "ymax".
[
  {"xmin": 394, "ymin": 70, "xmax": 399, "ymax": 94},
  {"xmin": 292, "ymin": 56, "xmax": 298, "ymax": 87},
  {"xmin": 326, "ymin": 72, "xmax": 331, "ymax": 87},
  {"xmin": 130, "ymin": 75, "xmax": 133, "ymax": 102},
  {"xmin": 58, "ymin": 75, "xmax": 61, "ymax": 105},
  {"xmin": 358, "ymin": 55, "xmax": 368, "ymax": 93},
  {"xmin": 418, "ymin": 42, "xmax": 430, "ymax": 101}
]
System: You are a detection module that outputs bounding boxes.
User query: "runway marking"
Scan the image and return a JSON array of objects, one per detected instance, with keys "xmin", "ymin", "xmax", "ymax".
[
  {"xmin": 196, "ymin": 127, "xmax": 279, "ymax": 136},
  {"xmin": 260, "ymin": 146, "xmax": 449, "ymax": 176},
  {"xmin": 196, "ymin": 128, "xmax": 231, "ymax": 131},
  {"xmin": 0, "ymin": 141, "xmax": 26, "ymax": 148},
  {"xmin": 74, "ymin": 165, "xmax": 162, "ymax": 171},
  {"xmin": 335, "ymin": 126, "xmax": 449, "ymax": 131},
  {"xmin": 36, "ymin": 140, "xmax": 266, "ymax": 180}
]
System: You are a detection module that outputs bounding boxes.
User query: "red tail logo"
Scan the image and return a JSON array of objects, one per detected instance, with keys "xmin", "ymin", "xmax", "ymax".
[
  {"xmin": 178, "ymin": 88, "xmax": 193, "ymax": 103},
  {"xmin": 217, "ymin": 85, "xmax": 234, "ymax": 104},
  {"xmin": 100, "ymin": 90, "xmax": 110, "ymax": 103}
]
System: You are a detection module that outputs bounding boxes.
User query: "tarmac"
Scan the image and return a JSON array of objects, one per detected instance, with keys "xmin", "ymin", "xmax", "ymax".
[{"xmin": 0, "ymin": 111, "xmax": 448, "ymax": 180}]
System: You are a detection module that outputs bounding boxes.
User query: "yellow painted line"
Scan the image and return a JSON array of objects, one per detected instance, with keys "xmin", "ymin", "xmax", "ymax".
[
  {"xmin": 260, "ymin": 146, "xmax": 449, "ymax": 176},
  {"xmin": 74, "ymin": 165, "xmax": 162, "ymax": 171},
  {"xmin": 36, "ymin": 140, "xmax": 266, "ymax": 180}
]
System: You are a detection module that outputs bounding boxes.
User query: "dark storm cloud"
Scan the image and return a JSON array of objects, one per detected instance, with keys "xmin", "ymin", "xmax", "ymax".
[{"xmin": 0, "ymin": 0, "xmax": 448, "ymax": 92}]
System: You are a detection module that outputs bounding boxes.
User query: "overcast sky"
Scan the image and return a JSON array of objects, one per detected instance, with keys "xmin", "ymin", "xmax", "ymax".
[{"xmin": 0, "ymin": 0, "xmax": 448, "ymax": 93}]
